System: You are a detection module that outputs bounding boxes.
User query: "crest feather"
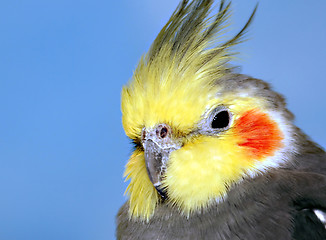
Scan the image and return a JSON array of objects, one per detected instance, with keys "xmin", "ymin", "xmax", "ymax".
[
  {"xmin": 122, "ymin": 1, "xmax": 257, "ymax": 139},
  {"xmin": 145, "ymin": 0, "xmax": 257, "ymax": 80}
]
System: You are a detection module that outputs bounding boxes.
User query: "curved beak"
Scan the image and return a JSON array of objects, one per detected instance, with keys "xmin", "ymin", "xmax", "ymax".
[{"xmin": 142, "ymin": 124, "xmax": 181, "ymax": 198}]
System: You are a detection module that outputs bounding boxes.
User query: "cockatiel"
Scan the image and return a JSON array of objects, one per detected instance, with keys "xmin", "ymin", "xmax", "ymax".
[{"xmin": 117, "ymin": 0, "xmax": 326, "ymax": 239}]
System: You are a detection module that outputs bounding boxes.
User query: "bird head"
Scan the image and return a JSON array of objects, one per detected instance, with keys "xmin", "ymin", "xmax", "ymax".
[{"xmin": 121, "ymin": 0, "xmax": 297, "ymax": 220}]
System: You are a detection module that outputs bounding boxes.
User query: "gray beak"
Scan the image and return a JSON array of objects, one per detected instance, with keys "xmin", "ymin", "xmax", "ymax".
[{"xmin": 142, "ymin": 124, "xmax": 181, "ymax": 198}]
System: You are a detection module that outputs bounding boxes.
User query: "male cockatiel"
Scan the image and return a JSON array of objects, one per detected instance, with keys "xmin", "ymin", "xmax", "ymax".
[{"xmin": 117, "ymin": 0, "xmax": 326, "ymax": 239}]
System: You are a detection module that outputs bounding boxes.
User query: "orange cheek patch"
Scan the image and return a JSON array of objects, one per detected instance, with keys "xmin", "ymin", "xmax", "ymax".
[{"xmin": 234, "ymin": 109, "xmax": 283, "ymax": 160}]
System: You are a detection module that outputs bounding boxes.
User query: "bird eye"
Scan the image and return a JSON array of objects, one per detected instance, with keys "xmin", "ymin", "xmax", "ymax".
[{"xmin": 211, "ymin": 109, "xmax": 231, "ymax": 129}]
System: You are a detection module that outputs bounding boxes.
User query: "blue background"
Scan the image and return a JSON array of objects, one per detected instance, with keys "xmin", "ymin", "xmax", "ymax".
[{"xmin": 1, "ymin": 1, "xmax": 325, "ymax": 239}]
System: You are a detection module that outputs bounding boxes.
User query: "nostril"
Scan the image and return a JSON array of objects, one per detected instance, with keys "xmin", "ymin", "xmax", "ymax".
[
  {"xmin": 160, "ymin": 127, "xmax": 168, "ymax": 139},
  {"xmin": 142, "ymin": 130, "xmax": 146, "ymax": 140}
]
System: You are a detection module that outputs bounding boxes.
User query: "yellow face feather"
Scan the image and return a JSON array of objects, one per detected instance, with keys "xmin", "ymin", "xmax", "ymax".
[
  {"xmin": 123, "ymin": 93, "xmax": 286, "ymax": 220},
  {"xmin": 121, "ymin": 67, "xmax": 220, "ymax": 139},
  {"xmin": 165, "ymin": 135, "xmax": 252, "ymax": 213},
  {"xmin": 124, "ymin": 150, "xmax": 158, "ymax": 220},
  {"xmin": 121, "ymin": 1, "xmax": 290, "ymax": 220}
]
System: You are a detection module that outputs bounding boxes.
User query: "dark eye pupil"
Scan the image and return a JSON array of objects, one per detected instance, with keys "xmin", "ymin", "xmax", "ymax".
[{"xmin": 211, "ymin": 110, "xmax": 230, "ymax": 129}]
